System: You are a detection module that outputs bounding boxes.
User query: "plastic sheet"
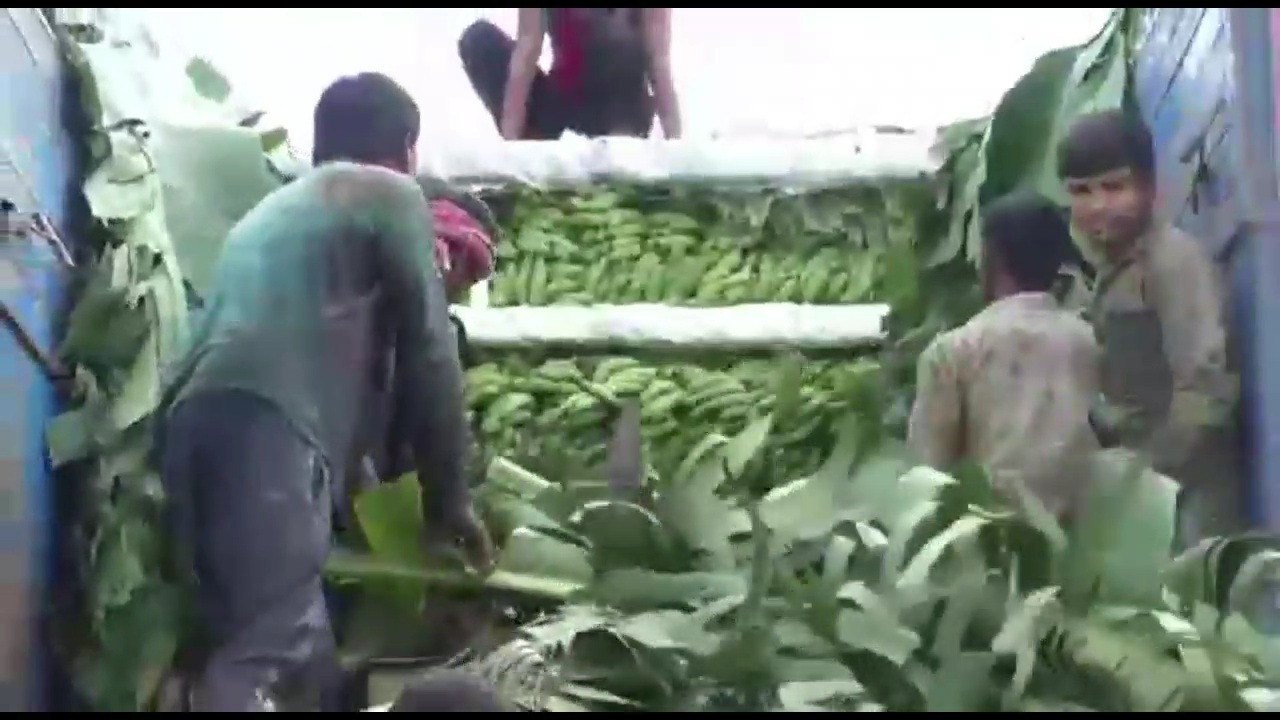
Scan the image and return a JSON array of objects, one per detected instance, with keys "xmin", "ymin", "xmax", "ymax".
[
  {"xmin": 65, "ymin": 9, "xmax": 942, "ymax": 193},
  {"xmin": 450, "ymin": 302, "xmax": 890, "ymax": 351},
  {"xmin": 417, "ymin": 131, "xmax": 941, "ymax": 190}
]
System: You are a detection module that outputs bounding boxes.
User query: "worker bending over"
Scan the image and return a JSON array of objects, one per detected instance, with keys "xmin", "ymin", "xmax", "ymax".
[
  {"xmin": 156, "ymin": 72, "xmax": 492, "ymax": 712},
  {"xmin": 1058, "ymin": 109, "xmax": 1240, "ymax": 537},
  {"xmin": 459, "ymin": 9, "xmax": 681, "ymax": 140},
  {"xmin": 908, "ymin": 192, "xmax": 1100, "ymax": 518}
]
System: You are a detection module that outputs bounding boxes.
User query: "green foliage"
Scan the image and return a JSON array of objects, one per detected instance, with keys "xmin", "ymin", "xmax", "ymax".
[
  {"xmin": 343, "ymin": 359, "xmax": 1280, "ymax": 711},
  {"xmin": 48, "ymin": 12, "xmax": 299, "ymax": 710}
]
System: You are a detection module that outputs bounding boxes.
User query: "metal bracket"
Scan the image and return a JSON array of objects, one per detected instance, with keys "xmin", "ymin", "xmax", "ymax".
[
  {"xmin": 0, "ymin": 198, "xmax": 73, "ymax": 382},
  {"xmin": 0, "ymin": 198, "xmax": 75, "ymax": 267}
]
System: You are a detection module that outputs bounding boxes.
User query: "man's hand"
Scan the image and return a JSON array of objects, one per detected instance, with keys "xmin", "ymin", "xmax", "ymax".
[
  {"xmin": 1088, "ymin": 395, "xmax": 1126, "ymax": 448},
  {"xmin": 424, "ymin": 505, "xmax": 494, "ymax": 574}
]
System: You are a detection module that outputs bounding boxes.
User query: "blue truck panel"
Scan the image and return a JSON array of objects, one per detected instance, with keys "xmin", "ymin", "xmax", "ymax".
[
  {"xmin": 1225, "ymin": 8, "xmax": 1280, "ymax": 534},
  {"xmin": 1137, "ymin": 8, "xmax": 1239, "ymax": 252},
  {"xmin": 1134, "ymin": 8, "xmax": 1280, "ymax": 530},
  {"xmin": 0, "ymin": 7, "xmax": 76, "ymax": 711}
]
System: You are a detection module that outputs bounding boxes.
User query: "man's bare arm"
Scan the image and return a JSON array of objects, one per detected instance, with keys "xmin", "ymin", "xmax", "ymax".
[
  {"xmin": 500, "ymin": 9, "xmax": 546, "ymax": 140},
  {"xmin": 642, "ymin": 8, "xmax": 681, "ymax": 139},
  {"xmin": 366, "ymin": 172, "xmax": 471, "ymax": 518}
]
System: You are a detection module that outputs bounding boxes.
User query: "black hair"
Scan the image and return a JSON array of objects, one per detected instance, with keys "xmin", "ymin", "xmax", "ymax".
[
  {"xmin": 1057, "ymin": 108, "xmax": 1155, "ymax": 182},
  {"xmin": 982, "ymin": 191, "xmax": 1077, "ymax": 293},
  {"xmin": 312, "ymin": 72, "xmax": 420, "ymax": 167},
  {"xmin": 389, "ymin": 669, "xmax": 508, "ymax": 712}
]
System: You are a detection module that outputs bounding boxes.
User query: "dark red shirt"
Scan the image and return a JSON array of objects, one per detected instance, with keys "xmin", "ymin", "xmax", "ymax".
[{"xmin": 545, "ymin": 8, "xmax": 587, "ymax": 95}]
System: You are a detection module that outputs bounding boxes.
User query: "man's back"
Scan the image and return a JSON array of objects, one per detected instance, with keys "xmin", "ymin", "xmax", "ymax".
[
  {"xmin": 910, "ymin": 292, "xmax": 1100, "ymax": 515},
  {"xmin": 161, "ymin": 162, "xmax": 433, "ymax": 466}
]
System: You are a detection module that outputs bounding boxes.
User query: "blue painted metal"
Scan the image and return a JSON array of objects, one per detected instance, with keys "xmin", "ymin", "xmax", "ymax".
[
  {"xmin": 1132, "ymin": 8, "xmax": 1280, "ymax": 531},
  {"xmin": 1135, "ymin": 9, "xmax": 1239, "ymax": 248},
  {"xmin": 1226, "ymin": 8, "xmax": 1280, "ymax": 534},
  {"xmin": 0, "ymin": 7, "xmax": 76, "ymax": 711}
]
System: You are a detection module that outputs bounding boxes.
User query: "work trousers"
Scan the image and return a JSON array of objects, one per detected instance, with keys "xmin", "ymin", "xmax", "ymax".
[
  {"xmin": 160, "ymin": 391, "xmax": 338, "ymax": 712},
  {"xmin": 458, "ymin": 19, "xmax": 654, "ymax": 140}
]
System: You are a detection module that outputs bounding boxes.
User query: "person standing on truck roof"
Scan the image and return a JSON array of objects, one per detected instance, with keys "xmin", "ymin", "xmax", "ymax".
[
  {"xmin": 155, "ymin": 72, "xmax": 493, "ymax": 712},
  {"xmin": 1058, "ymin": 109, "xmax": 1241, "ymax": 538},
  {"xmin": 908, "ymin": 192, "xmax": 1100, "ymax": 519},
  {"xmin": 459, "ymin": 8, "xmax": 682, "ymax": 140}
]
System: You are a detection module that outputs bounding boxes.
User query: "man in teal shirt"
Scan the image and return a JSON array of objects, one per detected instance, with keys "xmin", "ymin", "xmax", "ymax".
[{"xmin": 157, "ymin": 73, "xmax": 491, "ymax": 711}]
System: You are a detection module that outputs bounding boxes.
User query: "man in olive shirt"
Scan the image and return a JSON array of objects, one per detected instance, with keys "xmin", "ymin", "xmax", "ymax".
[
  {"xmin": 1058, "ymin": 110, "xmax": 1241, "ymax": 538},
  {"xmin": 157, "ymin": 73, "xmax": 491, "ymax": 711},
  {"xmin": 909, "ymin": 192, "xmax": 1100, "ymax": 518}
]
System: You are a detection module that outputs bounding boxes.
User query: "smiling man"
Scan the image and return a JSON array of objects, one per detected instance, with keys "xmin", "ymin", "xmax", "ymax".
[{"xmin": 1058, "ymin": 109, "xmax": 1241, "ymax": 538}]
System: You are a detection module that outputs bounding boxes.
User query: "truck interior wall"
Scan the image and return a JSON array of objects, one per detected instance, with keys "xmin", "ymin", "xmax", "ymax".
[
  {"xmin": 1226, "ymin": 8, "xmax": 1280, "ymax": 535},
  {"xmin": 0, "ymin": 7, "xmax": 77, "ymax": 711},
  {"xmin": 1134, "ymin": 8, "xmax": 1280, "ymax": 530}
]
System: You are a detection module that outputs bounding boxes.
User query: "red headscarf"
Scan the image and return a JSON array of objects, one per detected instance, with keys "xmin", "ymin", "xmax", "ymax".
[{"xmin": 432, "ymin": 199, "xmax": 495, "ymax": 296}]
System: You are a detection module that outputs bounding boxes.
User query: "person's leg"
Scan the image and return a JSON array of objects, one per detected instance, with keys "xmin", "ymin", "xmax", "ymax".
[
  {"xmin": 162, "ymin": 392, "xmax": 336, "ymax": 712},
  {"xmin": 457, "ymin": 19, "xmax": 565, "ymax": 140}
]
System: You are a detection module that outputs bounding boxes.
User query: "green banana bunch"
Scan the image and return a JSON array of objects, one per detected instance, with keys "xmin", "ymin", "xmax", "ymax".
[
  {"xmin": 469, "ymin": 182, "xmax": 918, "ymax": 485},
  {"xmin": 487, "ymin": 186, "xmax": 901, "ymax": 308},
  {"xmin": 466, "ymin": 355, "xmax": 884, "ymax": 484}
]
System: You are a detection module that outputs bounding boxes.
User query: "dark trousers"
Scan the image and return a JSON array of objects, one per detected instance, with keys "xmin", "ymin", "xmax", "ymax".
[
  {"xmin": 458, "ymin": 19, "xmax": 653, "ymax": 139},
  {"xmin": 161, "ymin": 391, "xmax": 337, "ymax": 711}
]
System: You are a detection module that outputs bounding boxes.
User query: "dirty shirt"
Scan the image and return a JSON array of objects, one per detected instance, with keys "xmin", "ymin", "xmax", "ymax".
[
  {"xmin": 158, "ymin": 162, "xmax": 470, "ymax": 512},
  {"xmin": 1087, "ymin": 223, "xmax": 1232, "ymax": 469},
  {"xmin": 908, "ymin": 292, "xmax": 1101, "ymax": 516}
]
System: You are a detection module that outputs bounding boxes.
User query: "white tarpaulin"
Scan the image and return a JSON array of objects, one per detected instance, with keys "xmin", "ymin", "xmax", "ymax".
[
  {"xmin": 450, "ymin": 303, "xmax": 890, "ymax": 351},
  {"xmin": 417, "ymin": 131, "xmax": 941, "ymax": 189}
]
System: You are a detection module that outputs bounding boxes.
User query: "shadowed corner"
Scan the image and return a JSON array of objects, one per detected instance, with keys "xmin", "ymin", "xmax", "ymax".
[
  {"xmin": 604, "ymin": 397, "xmax": 644, "ymax": 500},
  {"xmin": 388, "ymin": 667, "xmax": 509, "ymax": 712}
]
